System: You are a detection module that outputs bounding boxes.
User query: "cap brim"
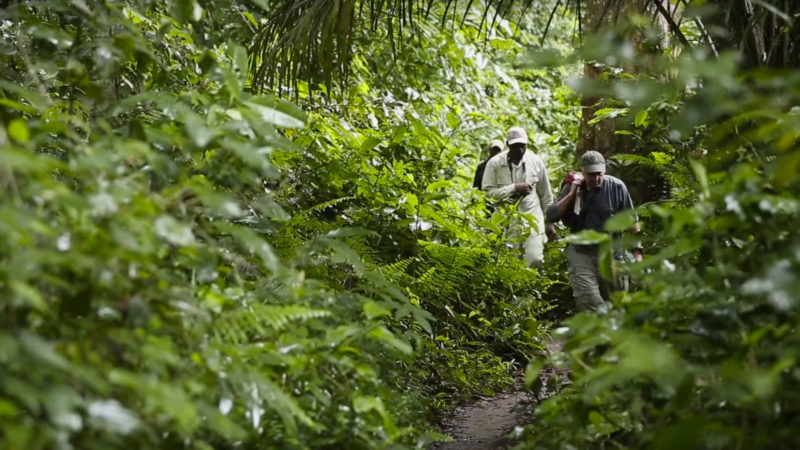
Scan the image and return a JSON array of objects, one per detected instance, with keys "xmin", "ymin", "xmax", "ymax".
[
  {"xmin": 582, "ymin": 164, "xmax": 605, "ymax": 173},
  {"xmin": 507, "ymin": 137, "xmax": 527, "ymax": 145}
]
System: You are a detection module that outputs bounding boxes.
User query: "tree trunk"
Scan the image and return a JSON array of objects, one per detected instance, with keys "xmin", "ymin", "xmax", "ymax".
[
  {"xmin": 577, "ymin": 0, "xmax": 673, "ymax": 205},
  {"xmin": 575, "ymin": 0, "xmax": 620, "ymax": 160},
  {"xmin": 705, "ymin": 0, "xmax": 799, "ymax": 68}
]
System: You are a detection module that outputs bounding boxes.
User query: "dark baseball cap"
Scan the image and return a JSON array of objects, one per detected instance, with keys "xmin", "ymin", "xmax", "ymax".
[{"xmin": 580, "ymin": 150, "xmax": 605, "ymax": 173}]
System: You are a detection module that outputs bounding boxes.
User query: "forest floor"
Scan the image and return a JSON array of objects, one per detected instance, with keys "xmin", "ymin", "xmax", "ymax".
[{"xmin": 436, "ymin": 339, "xmax": 569, "ymax": 449}]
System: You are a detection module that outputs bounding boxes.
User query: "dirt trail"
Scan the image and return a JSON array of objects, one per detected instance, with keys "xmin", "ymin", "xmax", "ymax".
[
  {"xmin": 436, "ymin": 391, "xmax": 530, "ymax": 449},
  {"xmin": 436, "ymin": 339, "xmax": 568, "ymax": 449}
]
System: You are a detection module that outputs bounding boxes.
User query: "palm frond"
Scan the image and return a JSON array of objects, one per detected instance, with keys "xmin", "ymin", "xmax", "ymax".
[
  {"xmin": 248, "ymin": 0, "xmax": 555, "ymax": 95},
  {"xmin": 251, "ymin": 0, "xmax": 358, "ymax": 95},
  {"xmin": 249, "ymin": 0, "xmax": 798, "ymax": 96}
]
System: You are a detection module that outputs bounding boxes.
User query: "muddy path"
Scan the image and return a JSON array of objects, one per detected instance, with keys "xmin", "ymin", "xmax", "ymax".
[
  {"xmin": 435, "ymin": 339, "xmax": 569, "ymax": 449},
  {"xmin": 436, "ymin": 390, "xmax": 531, "ymax": 449}
]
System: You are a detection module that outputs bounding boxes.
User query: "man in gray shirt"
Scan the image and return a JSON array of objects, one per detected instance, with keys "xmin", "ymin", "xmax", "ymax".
[{"xmin": 546, "ymin": 151, "xmax": 643, "ymax": 312}]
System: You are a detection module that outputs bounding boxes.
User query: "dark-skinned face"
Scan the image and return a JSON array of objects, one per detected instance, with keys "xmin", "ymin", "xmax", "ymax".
[
  {"xmin": 582, "ymin": 170, "xmax": 604, "ymax": 190},
  {"xmin": 508, "ymin": 143, "xmax": 526, "ymax": 161},
  {"xmin": 489, "ymin": 146, "xmax": 502, "ymax": 157}
]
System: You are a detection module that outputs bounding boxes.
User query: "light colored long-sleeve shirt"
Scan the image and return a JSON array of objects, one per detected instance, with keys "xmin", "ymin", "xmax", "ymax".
[{"xmin": 481, "ymin": 150, "xmax": 553, "ymax": 229}]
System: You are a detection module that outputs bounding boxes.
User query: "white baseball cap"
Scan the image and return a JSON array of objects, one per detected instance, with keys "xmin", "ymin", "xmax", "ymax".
[
  {"xmin": 487, "ymin": 139, "xmax": 504, "ymax": 152},
  {"xmin": 506, "ymin": 126, "xmax": 528, "ymax": 145}
]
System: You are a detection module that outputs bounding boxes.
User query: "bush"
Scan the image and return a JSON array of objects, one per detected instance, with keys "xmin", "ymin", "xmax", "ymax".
[{"xmin": 520, "ymin": 41, "xmax": 800, "ymax": 450}]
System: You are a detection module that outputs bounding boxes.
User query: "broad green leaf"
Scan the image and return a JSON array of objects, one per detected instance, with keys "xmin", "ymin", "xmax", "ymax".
[
  {"xmin": 604, "ymin": 209, "xmax": 637, "ymax": 232},
  {"xmin": 326, "ymin": 227, "xmax": 377, "ymax": 238},
  {"xmin": 7, "ymin": 120, "xmax": 30, "ymax": 143},
  {"xmin": 363, "ymin": 301, "xmax": 392, "ymax": 319},
  {"xmin": 353, "ymin": 395, "xmax": 397, "ymax": 437},
  {"xmin": 222, "ymin": 67, "xmax": 242, "ymax": 101},
  {"xmin": 27, "ymin": 23, "xmax": 74, "ymax": 48},
  {"xmin": 169, "ymin": 0, "xmax": 201, "ymax": 23},
  {"xmin": 404, "ymin": 193, "xmax": 419, "ymax": 209},
  {"xmin": 252, "ymin": 195, "xmax": 291, "ymax": 221},
  {"xmin": 213, "ymin": 222, "xmax": 281, "ymax": 272},
  {"xmin": 634, "ymin": 109, "xmax": 649, "ymax": 127},
  {"xmin": 244, "ymin": 101, "xmax": 305, "ymax": 129},
  {"xmin": 69, "ymin": 0, "xmax": 91, "ymax": 14},
  {"xmin": 368, "ymin": 326, "xmax": 412, "ymax": 355},
  {"xmin": 0, "ymin": 81, "xmax": 49, "ymax": 111},
  {"xmin": 154, "ymin": 215, "xmax": 196, "ymax": 246},
  {"xmin": 87, "ymin": 400, "xmax": 140, "ymax": 435},
  {"xmin": 360, "ymin": 136, "xmax": 382, "ymax": 152},
  {"xmin": 232, "ymin": 45, "xmax": 249, "ymax": 80},
  {"xmin": 588, "ymin": 107, "xmax": 628, "ymax": 125},
  {"xmin": 689, "ymin": 159, "xmax": 709, "ymax": 198},
  {"xmin": 313, "ymin": 237, "xmax": 365, "ymax": 276},
  {"xmin": 564, "ymin": 229, "xmax": 610, "ymax": 246},
  {"xmin": 10, "ymin": 281, "xmax": 47, "ymax": 312},
  {"xmin": 0, "ymin": 98, "xmax": 36, "ymax": 114},
  {"xmin": 220, "ymin": 138, "xmax": 276, "ymax": 173},
  {"xmin": 183, "ymin": 113, "xmax": 214, "ymax": 148}
]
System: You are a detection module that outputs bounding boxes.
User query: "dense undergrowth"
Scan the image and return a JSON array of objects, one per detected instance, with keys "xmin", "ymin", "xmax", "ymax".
[
  {"xmin": 5, "ymin": 0, "xmax": 796, "ymax": 449},
  {"xmin": 519, "ymin": 24, "xmax": 800, "ymax": 450},
  {"xmin": 0, "ymin": 1, "xmax": 576, "ymax": 448}
]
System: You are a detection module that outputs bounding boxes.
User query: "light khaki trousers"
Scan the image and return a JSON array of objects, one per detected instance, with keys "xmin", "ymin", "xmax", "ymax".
[{"xmin": 523, "ymin": 231, "xmax": 546, "ymax": 267}]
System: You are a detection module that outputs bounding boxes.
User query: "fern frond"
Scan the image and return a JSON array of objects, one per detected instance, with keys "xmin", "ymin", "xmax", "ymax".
[
  {"xmin": 253, "ymin": 376, "xmax": 321, "ymax": 433},
  {"xmin": 299, "ymin": 196, "xmax": 355, "ymax": 217},
  {"xmin": 211, "ymin": 304, "xmax": 331, "ymax": 345},
  {"xmin": 257, "ymin": 304, "xmax": 331, "ymax": 331},
  {"xmin": 380, "ymin": 257, "xmax": 415, "ymax": 283}
]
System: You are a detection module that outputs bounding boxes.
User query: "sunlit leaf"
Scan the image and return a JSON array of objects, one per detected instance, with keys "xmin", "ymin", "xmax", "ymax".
[{"xmin": 7, "ymin": 120, "xmax": 30, "ymax": 143}]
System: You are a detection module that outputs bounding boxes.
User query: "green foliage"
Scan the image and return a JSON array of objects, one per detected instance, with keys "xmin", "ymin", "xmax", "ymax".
[
  {"xmin": 0, "ymin": 0, "xmax": 577, "ymax": 448},
  {"xmin": 0, "ymin": 1, "xmax": 441, "ymax": 448},
  {"xmin": 519, "ymin": 27, "xmax": 800, "ymax": 450},
  {"xmin": 264, "ymin": 6, "xmax": 580, "ymax": 417},
  {"xmin": 249, "ymin": 0, "xmax": 582, "ymax": 94}
]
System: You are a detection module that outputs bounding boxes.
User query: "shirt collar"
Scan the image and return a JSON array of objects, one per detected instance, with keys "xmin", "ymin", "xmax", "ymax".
[{"xmin": 505, "ymin": 151, "xmax": 528, "ymax": 167}]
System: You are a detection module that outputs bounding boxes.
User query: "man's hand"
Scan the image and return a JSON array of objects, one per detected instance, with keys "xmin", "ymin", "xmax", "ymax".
[
  {"xmin": 570, "ymin": 172, "xmax": 584, "ymax": 189},
  {"xmin": 545, "ymin": 223, "xmax": 557, "ymax": 241},
  {"xmin": 514, "ymin": 182, "xmax": 532, "ymax": 195},
  {"xmin": 631, "ymin": 222, "xmax": 642, "ymax": 262}
]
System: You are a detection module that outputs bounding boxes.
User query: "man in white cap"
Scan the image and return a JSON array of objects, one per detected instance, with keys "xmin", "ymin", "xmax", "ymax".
[
  {"xmin": 481, "ymin": 126, "xmax": 554, "ymax": 266},
  {"xmin": 473, "ymin": 139, "xmax": 503, "ymax": 190},
  {"xmin": 546, "ymin": 150, "xmax": 643, "ymax": 312}
]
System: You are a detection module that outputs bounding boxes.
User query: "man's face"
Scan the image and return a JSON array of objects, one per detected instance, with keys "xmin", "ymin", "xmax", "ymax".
[
  {"xmin": 489, "ymin": 146, "xmax": 502, "ymax": 157},
  {"xmin": 508, "ymin": 143, "xmax": 526, "ymax": 158},
  {"xmin": 582, "ymin": 170, "xmax": 604, "ymax": 189}
]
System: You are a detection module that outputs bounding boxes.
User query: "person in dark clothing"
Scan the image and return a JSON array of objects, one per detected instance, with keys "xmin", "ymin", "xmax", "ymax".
[
  {"xmin": 473, "ymin": 139, "xmax": 503, "ymax": 190},
  {"xmin": 546, "ymin": 151, "xmax": 643, "ymax": 312}
]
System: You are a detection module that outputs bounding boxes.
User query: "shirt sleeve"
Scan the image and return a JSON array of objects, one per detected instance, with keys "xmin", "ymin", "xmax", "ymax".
[
  {"xmin": 545, "ymin": 183, "xmax": 571, "ymax": 223},
  {"xmin": 472, "ymin": 161, "xmax": 485, "ymax": 189},
  {"xmin": 536, "ymin": 160, "xmax": 553, "ymax": 213},
  {"xmin": 618, "ymin": 182, "xmax": 642, "ymax": 249},
  {"xmin": 619, "ymin": 184, "xmax": 637, "ymax": 219},
  {"xmin": 482, "ymin": 159, "xmax": 516, "ymax": 199}
]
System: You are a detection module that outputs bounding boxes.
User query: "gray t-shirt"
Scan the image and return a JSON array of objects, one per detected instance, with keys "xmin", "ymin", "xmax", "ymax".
[{"xmin": 547, "ymin": 175, "xmax": 636, "ymax": 257}]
